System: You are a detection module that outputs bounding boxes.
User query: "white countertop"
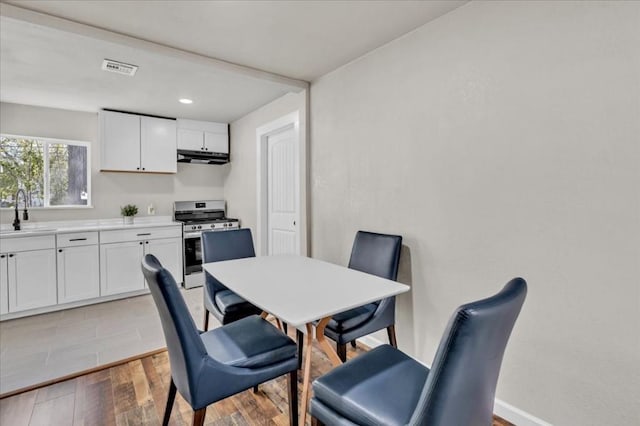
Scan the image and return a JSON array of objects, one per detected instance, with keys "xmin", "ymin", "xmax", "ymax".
[{"xmin": 0, "ymin": 216, "xmax": 181, "ymax": 238}]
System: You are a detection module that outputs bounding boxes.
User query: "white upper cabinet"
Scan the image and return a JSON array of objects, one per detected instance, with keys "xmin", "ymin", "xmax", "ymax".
[
  {"xmin": 204, "ymin": 132, "xmax": 229, "ymax": 154},
  {"xmin": 177, "ymin": 119, "xmax": 229, "ymax": 154},
  {"xmin": 141, "ymin": 116, "xmax": 177, "ymax": 173},
  {"xmin": 177, "ymin": 128, "xmax": 206, "ymax": 151},
  {"xmin": 100, "ymin": 110, "xmax": 177, "ymax": 173},
  {"xmin": 100, "ymin": 110, "xmax": 140, "ymax": 171}
]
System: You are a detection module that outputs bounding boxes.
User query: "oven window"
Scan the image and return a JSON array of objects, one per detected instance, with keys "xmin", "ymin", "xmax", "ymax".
[{"xmin": 184, "ymin": 236, "xmax": 202, "ymax": 275}]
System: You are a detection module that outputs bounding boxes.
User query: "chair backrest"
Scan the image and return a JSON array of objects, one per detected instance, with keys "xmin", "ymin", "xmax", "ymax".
[
  {"xmin": 409, "ymin": 278, "xmax": 527, "ymax": 426},
  {"xmin": 201, "ymin": 228, "xmax": 255, "ymax": 262},
  {"xmin": 348, "ymin": 231, "xmax": 402, "ymax": 281},
  {"xmin": 202, "ymin": 229, "xmax": 256, "ymax": 294},
  {"xmin": 141, "ymin": 254, "xmax": 211, "ymax": 405}
]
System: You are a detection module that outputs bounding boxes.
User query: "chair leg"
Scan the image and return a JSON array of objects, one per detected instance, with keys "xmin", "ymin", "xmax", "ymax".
[
  {"xmin": 283, "ymin": 322, "xmax": 288, "ymax": 334},
  {"xmin": 203, "ymin": 310, "xmax": 209, "ymax": 331},
  {"xmin": 288, "ymin": 369, "xmax": 298, "ymax": 426},
  {"xmin": 192, "ymin": 408, "xmax": 206, "ymax": 426},
  {"xmin": 387, "ymin": 325, "xmax": 398, "ymax": 348},
  {"xmin": 350, "ymin": 340, "xmax": 357, "ymax": 348},
  {"xmin": 296, "ymin": 329, "xmax": 304, "ymax": 370},
  {"xmin": 253, "ymin": 385, "xmax": 259, "ymax": 393},
  {"xmin": 162, "ymin": 379, "xmax": 177, "ymax": 426},
  {"xmin": 311, "ymin": 416, "xmax": 324, "ymax": 426},
  {"xmin": 336, "ymin": 343, "xmax": 347, "ymax": 362}
]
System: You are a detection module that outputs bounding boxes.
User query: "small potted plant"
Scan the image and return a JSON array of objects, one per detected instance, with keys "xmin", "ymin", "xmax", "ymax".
[{"xmin": 121, "ymin": 204, "xmax": 138, "ymax": 225}]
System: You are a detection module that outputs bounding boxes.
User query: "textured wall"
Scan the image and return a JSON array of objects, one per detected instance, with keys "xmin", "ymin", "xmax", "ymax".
[
  {"xmin": 226, "ymin": 91, "xmax": 307, "ymax": 251},
  {"xmin": 309, "ymin": 2, "xmax": 640, "ymax": 425},
  {"xmin": 0, "ymin": 102, "xmax": 226, "ymax": 224}
]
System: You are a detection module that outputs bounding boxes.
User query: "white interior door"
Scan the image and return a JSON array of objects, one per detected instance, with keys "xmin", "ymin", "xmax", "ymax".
[{"xmin": 267, "ymin": 126, "xmax": 298, "ymax": 255}]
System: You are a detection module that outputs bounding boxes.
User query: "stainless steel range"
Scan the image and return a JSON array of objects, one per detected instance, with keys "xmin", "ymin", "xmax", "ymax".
[{"xmin": 174, "ymin": 200, "xmax": 239, "ymax": 288}]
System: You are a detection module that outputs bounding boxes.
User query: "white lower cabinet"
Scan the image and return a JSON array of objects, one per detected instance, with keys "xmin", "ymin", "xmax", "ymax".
[
  {"xmin": 0, "ymin": 255, "xmax": 9, "ymax": 315},
  {"xmin": 146, "ymin": 237, "xmax": 182, "ymax": 285},
  {"xmin": 57, "ymin": 245, "xmax": 100, "ymax": 303},
  {"xmin": 1, "ymin": 235, "xmax": 58, "ymax": 314},
  {"xmin": 8, "ymin": 249, "xmax": 58, "ymax": 313},
  {"xmin": 57, "ymin": 231, "xmax": 100, "ymax": 303},
  {"xmin": 100, "ymin": 241, "xmax": 146, "ymax": 296},
  {"xmin": 100, "ymin": 225, "xmax": 183, "ymax": 296},
  {"xmin": 0, "ymin": 224, "xmax": 183, "ymax": 320}
]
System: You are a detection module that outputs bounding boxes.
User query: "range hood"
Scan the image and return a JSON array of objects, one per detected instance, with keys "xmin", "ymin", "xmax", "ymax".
[{"xmin": 177, "ymin": 149, "xmax": 229, "ymax": 164}]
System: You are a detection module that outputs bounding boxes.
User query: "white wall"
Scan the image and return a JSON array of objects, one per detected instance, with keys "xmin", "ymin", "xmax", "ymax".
[
  {"xmin": 226, "ymin": 91, "xmax": 307, "ymax": 248},
  {"xmin": 309, "ymin": 2, "xmax": 639, "ymax": 425},
  {"xmin": 0, "ymin": 102, "xmax": 226, "ymax": 224}
]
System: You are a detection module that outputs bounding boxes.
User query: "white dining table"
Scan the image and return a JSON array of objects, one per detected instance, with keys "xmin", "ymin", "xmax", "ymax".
[{"xmin": 203, "ymin": 254, "xmax": 410, "ymax": 425}]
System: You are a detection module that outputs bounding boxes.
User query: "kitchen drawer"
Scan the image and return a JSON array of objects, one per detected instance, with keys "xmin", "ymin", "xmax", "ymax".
[
  {"xmin": 1, "ymin": 235, "xmax": 55, "ymax": 253},
  {"xmin": 57, "ymin": 231, "xmax": 99, "ymax": 248},
  {"xmin": 100, "ymin": 226, "xmax": 182, "ymax": 244}
]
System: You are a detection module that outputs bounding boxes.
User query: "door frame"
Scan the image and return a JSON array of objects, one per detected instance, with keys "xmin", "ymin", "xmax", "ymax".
[{"xmin": 256, "ymin": 110, "xmax": 306, "ymax": 256}]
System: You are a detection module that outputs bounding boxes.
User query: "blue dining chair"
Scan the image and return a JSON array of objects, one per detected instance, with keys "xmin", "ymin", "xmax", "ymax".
[
  {"xmin": 201, "ymin": 229, "xmax": 262, "ymax": 330},
  {"xmin": 141, "ymin": 254, "xmax": 299, "ymax": 426},
  {"xmin": 309, "ymin": 278, "xmax": 527, "ymax": 426},
  {"xmin": 299, "ymin": 231, "xmax": 403, "ymax": 362}
]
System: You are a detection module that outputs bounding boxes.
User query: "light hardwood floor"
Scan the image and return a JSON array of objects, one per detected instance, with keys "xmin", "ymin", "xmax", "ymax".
[{"xmin": 0, "ymin": 333, "xmax": 514, "ymax": 426}]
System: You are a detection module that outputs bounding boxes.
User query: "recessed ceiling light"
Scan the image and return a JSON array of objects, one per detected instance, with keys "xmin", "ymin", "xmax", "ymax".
[{"xmin": 179, "ymin": 98, "xmax": 193, "ymax": 104}]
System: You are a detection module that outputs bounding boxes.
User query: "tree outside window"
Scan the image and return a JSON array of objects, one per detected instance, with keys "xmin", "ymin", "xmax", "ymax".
[{"xmin": 0, "ymin": 135, "xmax": 90, "ymax": 208}]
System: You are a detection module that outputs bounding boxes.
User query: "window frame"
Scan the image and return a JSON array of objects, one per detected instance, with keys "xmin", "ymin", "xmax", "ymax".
[{"xmin": 0, "ymin": 133, "xmax": 92, "ymax": 209}]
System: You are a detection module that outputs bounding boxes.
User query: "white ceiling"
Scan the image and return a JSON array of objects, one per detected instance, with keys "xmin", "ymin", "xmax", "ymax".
[{"xmin": 0, "ymin": 1, "xmax": 467, "ymax": 122}]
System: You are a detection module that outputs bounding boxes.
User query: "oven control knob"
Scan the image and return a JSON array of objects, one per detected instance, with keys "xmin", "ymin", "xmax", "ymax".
[{"xmin": 197, "ymin": 225, "xmax": 202, "ymax": 230}]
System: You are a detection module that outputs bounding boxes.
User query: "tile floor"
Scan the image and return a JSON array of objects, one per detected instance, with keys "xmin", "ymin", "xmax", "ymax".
[{"xmin": 0, "ymin": 286, "xmax": 213, "ymax": 394}]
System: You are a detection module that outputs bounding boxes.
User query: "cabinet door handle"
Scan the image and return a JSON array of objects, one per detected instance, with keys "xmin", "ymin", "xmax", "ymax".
[
  {"xmin": 8, "ymin": 254, "xmax": 14, "ymax": 257},
  {"xmin": 136, "ymin": 167, "xmax": 140, "ymax": 170},
  {"xmin": 139, "ymin": 242, "xmax": 143, "ymax": 245},
  {"xmin": 58, "ymin": 249, "xmax": 63, "ymax": 252},
  {"xmin": 137, "ymin": 233, "xmax": 151, "ymax": 236},
  {"xmin": 0, "ymin": 254, "xmax": 5, "ymax": 258},
  {"xmin": 69, "ymin": 238, "xmax": 87, "ymax": 241},
  {"xmin": 145, "ymin": 241, "xmax": 149, "ymax": 244}
]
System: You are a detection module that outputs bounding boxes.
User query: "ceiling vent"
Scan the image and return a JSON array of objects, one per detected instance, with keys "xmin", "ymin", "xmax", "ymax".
[{"xmin": 101, "ymin": 59, "xmax": 138, "ymax": 76}]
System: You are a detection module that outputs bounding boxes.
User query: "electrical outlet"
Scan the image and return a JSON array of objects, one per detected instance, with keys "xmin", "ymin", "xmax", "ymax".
[{"xmin": 147, "ymin": 204, "xmax": 155, "ymax": 215}]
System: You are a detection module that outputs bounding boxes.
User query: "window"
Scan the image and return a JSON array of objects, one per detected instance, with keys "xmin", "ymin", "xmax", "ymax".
[{"xmin": 0, "ymin": 135, "xmax": 91, "ymax": 208}]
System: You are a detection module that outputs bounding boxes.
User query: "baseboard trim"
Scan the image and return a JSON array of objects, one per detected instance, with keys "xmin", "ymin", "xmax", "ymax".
[
  {"xmin": 358, "ymin": 335, "xmax": 385, "ymax": 350},
  {"xmin": 356, "ymin": 335, "xmax": 552, "ymax": 426},
  {"xmin": 494, "ymin": 400, "xmax": 553, "ymax": 426}
]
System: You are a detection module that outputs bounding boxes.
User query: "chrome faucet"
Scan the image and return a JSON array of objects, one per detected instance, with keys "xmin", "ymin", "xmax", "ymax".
[{"xmin": 13, "ymin": 188, "xmax": 29, "ymax": 231}]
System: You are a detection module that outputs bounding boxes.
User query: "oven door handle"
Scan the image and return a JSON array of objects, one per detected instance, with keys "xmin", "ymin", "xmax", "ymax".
[{"xmin": 183, "ymin": 232, "xmax": 202, "ymax": 240}]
